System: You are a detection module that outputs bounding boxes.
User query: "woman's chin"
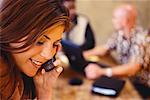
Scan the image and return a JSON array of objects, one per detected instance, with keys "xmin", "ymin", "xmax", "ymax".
[{"xmin": 25, "ymin": 71, "xmax": 37, "ymax": 77}]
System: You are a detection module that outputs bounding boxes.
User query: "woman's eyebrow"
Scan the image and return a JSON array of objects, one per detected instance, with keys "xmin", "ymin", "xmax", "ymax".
[{"xmin": 44, "ymin": 35, "xmax": 50, "ymax": 40}]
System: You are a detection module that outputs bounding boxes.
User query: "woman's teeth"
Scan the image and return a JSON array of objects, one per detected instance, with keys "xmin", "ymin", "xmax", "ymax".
[{"xmin": 32, "ymin": 59, "xmax": 42, "ymax": 66}]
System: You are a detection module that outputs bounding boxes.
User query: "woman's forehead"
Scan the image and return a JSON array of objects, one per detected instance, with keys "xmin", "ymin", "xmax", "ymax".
[
  {"xmin": 43, "ymin": 23, "xmax": 64, "ymax": 33},
  {"xmin": 41, "ymin": 24, "xmax": 64, "ymax": 40}
]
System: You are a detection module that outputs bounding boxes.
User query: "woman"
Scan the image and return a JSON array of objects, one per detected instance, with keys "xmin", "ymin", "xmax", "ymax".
[{"xmin": 0, "ymin": 0, "xmax": 70, "ymax": 99}]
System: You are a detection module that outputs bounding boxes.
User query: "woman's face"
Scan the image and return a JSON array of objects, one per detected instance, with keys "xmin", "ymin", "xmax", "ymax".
[{"xmin": 11, "ymin": 24, "xmax": 64, "ymax": 77}]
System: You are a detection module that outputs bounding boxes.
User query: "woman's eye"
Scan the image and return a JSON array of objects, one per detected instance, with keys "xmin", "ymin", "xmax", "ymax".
[{"xmin": 36, "ymin": 41, "xmax": 44, "ymax": 45}]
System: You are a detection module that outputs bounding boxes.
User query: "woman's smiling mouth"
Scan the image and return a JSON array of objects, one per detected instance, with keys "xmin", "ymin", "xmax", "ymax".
[{"xmin": 29, "ymin": 58, "xmax": 43, "ymax": 69}]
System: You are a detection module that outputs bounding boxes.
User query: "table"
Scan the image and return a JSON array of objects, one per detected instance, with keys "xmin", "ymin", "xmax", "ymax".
[{"xmin": 52, "ymin": 55, "xmax": 142, "ymax": 100}]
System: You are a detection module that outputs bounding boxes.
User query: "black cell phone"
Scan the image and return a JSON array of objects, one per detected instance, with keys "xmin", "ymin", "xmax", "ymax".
[{"xmin": 41, "ymin": 56, "xmax": 56, "ymax": 72}]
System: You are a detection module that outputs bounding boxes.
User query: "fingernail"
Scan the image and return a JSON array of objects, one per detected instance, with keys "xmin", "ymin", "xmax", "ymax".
[
  {"xmin": 53, "ymin": 61, "xmax": 57, "ymax": 66},
  {"xmin": 41, "ymin": 69, "xmax": 45, "ymax": 74},
  {"xmin": 53, "ymin": 60, "xmax": 60, "ymax": 66},
  {"xmin": 56, "ymin": 67, "xmax": 63, "ymax": 73}
]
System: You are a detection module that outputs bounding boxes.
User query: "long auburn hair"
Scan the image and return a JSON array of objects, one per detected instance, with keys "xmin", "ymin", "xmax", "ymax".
[{"xmin": 0, "ymin": 0, "xmax": 70, "ymax": 99}]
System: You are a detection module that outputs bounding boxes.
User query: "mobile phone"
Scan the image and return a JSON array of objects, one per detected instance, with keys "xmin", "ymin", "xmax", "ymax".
[{"xmin": 41, "ymin": 56, "xmax": 56, "ymax": 72}]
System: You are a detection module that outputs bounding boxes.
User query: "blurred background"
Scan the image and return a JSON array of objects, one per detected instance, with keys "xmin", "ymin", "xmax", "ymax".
[
  {"xmin": 54, "ymin": 0, "xmax": 150, "ymax": 99},
  {"xmin": 76, "ymin": 0, "xmax": 150, "ymax": 45}
]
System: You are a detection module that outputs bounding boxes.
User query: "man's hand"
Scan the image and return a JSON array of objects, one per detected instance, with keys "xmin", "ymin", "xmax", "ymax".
[{"xmin": 84, "ymin": 63, "xmax": 105, "ymax": 80}]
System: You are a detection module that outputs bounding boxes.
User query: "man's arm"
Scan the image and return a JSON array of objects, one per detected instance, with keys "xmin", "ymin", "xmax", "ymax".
[
  {"xmin": 84, "ymin": 56, "xmax": 142, "ymax": 79},
  {"xmin": 83, "ymin": 31, "xmax": 117, "ymax": 58},
  {"xmin": 103, "ymin": 56, "xmax": 142, "ymax": 77},
  {"xmin": 83, "ymin": 45, "xmax": 109, "ymax": 58}
]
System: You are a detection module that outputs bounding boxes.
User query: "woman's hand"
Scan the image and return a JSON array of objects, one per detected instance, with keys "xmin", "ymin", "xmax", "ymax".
[
  {"xmin": 84, "ymin": 63, "xmax": 105, "ymax": 80},
  {"xmin": 33, "ymin": 59, "xmax": 63, "ymax": 100}
]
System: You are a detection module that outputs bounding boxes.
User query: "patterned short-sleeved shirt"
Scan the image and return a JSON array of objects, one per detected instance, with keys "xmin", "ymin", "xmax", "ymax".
[
  {"xmin": 137, "ymin": 35, "xmax": 150, "ymax": 87},
  {"xmin": 106, "ymin": 27, "xmax": 150, "ymax": 87}
]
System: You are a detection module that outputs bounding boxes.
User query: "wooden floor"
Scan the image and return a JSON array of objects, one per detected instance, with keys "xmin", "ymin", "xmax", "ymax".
[{"xmin": 52, "ymin": 55, "xmax": 142, "ymax": 100}]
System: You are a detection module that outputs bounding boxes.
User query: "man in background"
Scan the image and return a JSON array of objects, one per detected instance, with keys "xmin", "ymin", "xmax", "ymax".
[{"xmin": 84, "ymin": 4, "xmax": 149, "ymax": 88}]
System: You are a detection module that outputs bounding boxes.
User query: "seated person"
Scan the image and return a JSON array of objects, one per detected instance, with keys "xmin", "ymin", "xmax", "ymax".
[
  {"xmin": 59, "ymin": 0, "xmax": 95, "ymax": 71},
  {"xmin": 62, "ymin": 0, "xmax": 95, "ymax": 51},
  {"xmin": 83, "ymin": 4, "xmax": 150, "ymax": 90}
]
